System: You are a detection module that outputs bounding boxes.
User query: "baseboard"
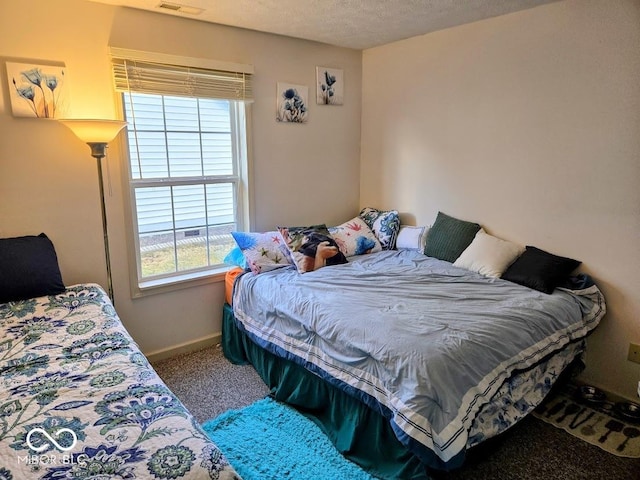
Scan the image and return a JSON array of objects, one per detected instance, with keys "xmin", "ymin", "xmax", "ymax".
[{"xmin": 145, "ymin": 332, "xmax": 222, "ymax": 364}]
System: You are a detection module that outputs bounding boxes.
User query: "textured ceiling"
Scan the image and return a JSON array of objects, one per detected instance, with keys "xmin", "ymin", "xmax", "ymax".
[{"xmin": 88, "ymin": 0, "xmax": 559, "ymax": 50}]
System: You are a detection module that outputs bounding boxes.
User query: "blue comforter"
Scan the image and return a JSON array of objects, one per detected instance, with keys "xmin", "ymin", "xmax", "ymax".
[{"xmin": 232, "ymin": 250, "xmax": 605, "ymax": 469}]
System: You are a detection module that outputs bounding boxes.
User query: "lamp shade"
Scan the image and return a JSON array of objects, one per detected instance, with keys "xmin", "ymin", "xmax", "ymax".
[{"xmin": 59, "ymin": 119, "xmax": 127, "ymax": 143}]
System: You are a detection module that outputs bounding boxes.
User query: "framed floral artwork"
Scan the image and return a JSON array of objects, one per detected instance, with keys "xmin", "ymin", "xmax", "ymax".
[
  {"xmin": 276, "ymin": 82, "xmax": 308, "ymax": 123},
  {"xmin": 316, "ymin": 67, "xmax": 343, "ymax": 105},
  {"xmin": 6, "ymin": 61, "xmax": 70, "ymax": 118}
]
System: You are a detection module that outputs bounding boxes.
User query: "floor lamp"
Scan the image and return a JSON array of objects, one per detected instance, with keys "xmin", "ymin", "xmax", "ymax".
[{"xmin": 59, "ymin": 119, "xmax": 127, "ymax": 305}]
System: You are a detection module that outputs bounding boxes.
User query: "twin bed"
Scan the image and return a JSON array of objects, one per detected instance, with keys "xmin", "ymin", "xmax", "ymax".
[
  {"xmin": 0, "ymin": 284, "xmax": 240, "ymax": 480},
  {"xmin": 224, "ymin": 249, "xmax": 606, "ymax": 479}
]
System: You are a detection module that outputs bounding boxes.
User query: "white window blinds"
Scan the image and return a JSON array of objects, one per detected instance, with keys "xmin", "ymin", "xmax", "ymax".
[{"xmin": 110, "ymin": 48, "xmax": 253, "ymax": 101}]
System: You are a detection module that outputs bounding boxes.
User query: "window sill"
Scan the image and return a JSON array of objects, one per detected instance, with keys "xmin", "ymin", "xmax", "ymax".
[{"xmin": 132, "ymin": 266, "xmax": 231, "ymax": 298}]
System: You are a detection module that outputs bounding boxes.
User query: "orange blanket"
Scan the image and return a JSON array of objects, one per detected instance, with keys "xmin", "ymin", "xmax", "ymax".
[{"xmin": 225, "ymin": 267, "xmax": 244, "ymax": 305}]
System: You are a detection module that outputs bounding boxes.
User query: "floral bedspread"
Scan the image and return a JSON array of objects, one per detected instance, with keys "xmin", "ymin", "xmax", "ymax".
[{"xmin": 0, "ymin": 284, "xmax": 240, "ymax": 480}]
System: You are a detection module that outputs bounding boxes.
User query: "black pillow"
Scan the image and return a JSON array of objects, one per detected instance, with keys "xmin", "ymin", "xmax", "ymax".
[
  {"xmin": 424, "ymin": 211, "xmax": 481, "ymax": 263},
  {"xmin": 0, "ymin": 233, "xmax": 65, "ymax": 303},
  {"xmin": 501, "ymin": 246, "xmax": 581, "ymax": 294}
]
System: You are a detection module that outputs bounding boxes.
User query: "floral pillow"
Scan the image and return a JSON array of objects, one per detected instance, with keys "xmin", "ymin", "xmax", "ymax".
[
  {"xmin": 278, "ymin": 224, "xmax": 347, "ymax": 273},
  {"xmin": 329, "ymin": 217, "xmax": 382, "ymax": 257},
  {"xmin": 231, "ymin": 231, "xmax": 293, "ymax": 274},
  {"xmin": 359, "ymin": 207, "xmax": 401, "ymax": 250}
]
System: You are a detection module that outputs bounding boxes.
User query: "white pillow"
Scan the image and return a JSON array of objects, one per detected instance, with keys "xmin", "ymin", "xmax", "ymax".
[
  {"xmin": 396, "ymin": 225, "xmax": 430, "ymax": 251},
  {"xmin": 329, "ymin": 217, "xmax": 382, "ymax": 257},
  {"xmin": 453, "ymin": 229, "xmax": 525, "ymax": 278}
]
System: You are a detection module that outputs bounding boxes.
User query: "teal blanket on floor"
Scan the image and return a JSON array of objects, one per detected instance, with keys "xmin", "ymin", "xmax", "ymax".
[{"xmin": 202, "ymin": 397, "xmax": 377, "ymax": 480}]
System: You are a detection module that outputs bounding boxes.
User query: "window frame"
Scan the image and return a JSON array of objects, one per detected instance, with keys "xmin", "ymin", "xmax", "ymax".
[{"xmin": 116, "ymin": 92, "xmax": 252, "ymax": 298}]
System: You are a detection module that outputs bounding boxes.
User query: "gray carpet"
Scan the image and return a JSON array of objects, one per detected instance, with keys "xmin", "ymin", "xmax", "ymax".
[
  {"xmin": 153, "ymin": 345, "xmax": 640, "ymax": 479},
  {"xmin": 152, "ymin": 344, "xmax": 269, "ymax": 423}
]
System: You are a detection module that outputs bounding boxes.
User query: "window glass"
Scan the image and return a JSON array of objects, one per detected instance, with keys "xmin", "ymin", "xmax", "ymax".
[{"xmin": 124, "ymin": 93, "xmax": 247, "ymax": 284}]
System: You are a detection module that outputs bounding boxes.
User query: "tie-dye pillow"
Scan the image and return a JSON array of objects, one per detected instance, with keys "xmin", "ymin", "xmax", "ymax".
[
  {"xmin": 278, "ymin": 224, "xmax": 347, "ymax": 273},
  {"xmin": 231, "ymin": 231, "xmax": 293, "ymax": 274},
  {"xmin": 359, "ymin": 207, "xmax": 401, "ymax": 250},
  {"xmin": 329, "ymin": 217, "xmax": 382, "ymax": 257}
]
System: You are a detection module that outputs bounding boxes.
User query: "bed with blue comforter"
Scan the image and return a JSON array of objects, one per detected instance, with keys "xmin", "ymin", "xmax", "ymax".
[
  {"xmin": 0, "ymin": 284, "xmax": 240, "ymax": 480},
  {"xmin": 228, "ymin": 250, "xmax": 605, "ymax": 477}
]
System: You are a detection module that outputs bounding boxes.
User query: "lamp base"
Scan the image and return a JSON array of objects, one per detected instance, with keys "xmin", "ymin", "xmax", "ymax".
[{"xmin": 88, "ymin": 142, "xmax": 108, "ymax": 159}]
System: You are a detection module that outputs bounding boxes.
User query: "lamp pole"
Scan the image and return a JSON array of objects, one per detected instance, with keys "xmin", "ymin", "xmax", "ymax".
[
  {"xmin": 59, "ymin": 119, "xmax": 126, "ymax": 306},
  {"xmin": 90, "ymin": 143, "xmax": 114, "ymax": 305}
]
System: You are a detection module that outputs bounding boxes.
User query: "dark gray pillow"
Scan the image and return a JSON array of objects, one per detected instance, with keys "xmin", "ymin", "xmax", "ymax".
[
  {"xmin": 424, "ymin": 212, "xmax": 481, "ymax": 263},
  {"xmin": 501, "ymin": 246, "xmax": 581, "ymax": 294},
  {"xmin": 0, "ymin": 233, "xmax": 65, "ymax": 303}
]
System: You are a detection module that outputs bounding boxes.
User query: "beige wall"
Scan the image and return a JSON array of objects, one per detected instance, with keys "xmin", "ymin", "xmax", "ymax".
[
  {"xmin": 361, "ymin": 0, "xmax": 640, "ymax": 400},
  {"xmin": 0, "ymin": 0, "xmax": 362, "ymax": 355}
]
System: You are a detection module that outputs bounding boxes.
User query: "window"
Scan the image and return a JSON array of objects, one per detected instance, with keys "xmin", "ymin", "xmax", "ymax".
[{"xmin": 111, "ymin": 49, "xmax": 252, "ymax": 292}]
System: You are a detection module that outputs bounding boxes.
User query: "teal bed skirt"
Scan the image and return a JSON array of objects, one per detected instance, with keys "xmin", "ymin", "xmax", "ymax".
[{"xmin": 222, "ymin": 303, "xmax": 429, "ymax": 480}]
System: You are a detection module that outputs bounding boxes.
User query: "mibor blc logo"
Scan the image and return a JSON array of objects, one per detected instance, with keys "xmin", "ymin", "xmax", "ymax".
[
  {"xmin": 17, "ymin": 427, "xmax": 80, "ymax": 466},
  {"xmin": 26, "ymin": 428, "xmax": 78, "ymax": 452}
]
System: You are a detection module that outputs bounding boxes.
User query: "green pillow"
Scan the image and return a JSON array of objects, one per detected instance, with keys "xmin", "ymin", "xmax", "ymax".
[{"xmin": 424, "ymin": 212, "xmax": 481, "ymax": 263}]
